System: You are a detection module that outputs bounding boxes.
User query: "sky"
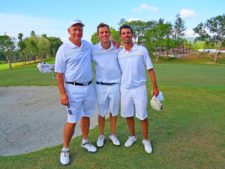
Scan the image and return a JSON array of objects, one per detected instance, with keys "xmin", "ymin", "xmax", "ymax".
[{"xmin": 0, "ymin": 0, "xmax": 224, "ymax": 42}]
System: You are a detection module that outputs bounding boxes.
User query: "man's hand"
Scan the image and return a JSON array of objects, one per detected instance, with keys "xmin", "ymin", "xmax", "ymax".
[
  {"xmin": 60, "ymin": 93, "xmax": 69, "ymax": 106},
  {"xmin": 112, "ymin": 40, "xmax": 120, "ymax": 49}
]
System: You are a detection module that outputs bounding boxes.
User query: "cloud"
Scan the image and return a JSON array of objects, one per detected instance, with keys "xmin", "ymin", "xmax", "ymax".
[
  {"xmin": 127, "ymin": 18, "xmax": 142, "ymax": 22},
  {"xmin": 185, "ymin": 28, "xmax": 198, "ymax": 37},
  {"xmin": 180, "ymin": 9, "xmax": 197, "ymax": 19},
  {"xmin": 0, "ymin": 12, "xmax": 66, "ymax": 39},
  {"xmin": 132, "ymin": 4, "xmax": 159, "ymax": 13}
]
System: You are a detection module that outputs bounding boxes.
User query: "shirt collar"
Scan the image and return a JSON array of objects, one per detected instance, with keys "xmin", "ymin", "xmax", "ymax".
[
  {"xmin": 97, "ymin": 41, "xmax": 115, "ymax": 51},
  {"xmin": 122, "ymin": 44, "xmax": 138, "ymax": 52},
  {"xmin": 66, "ymin": 38, "xmax": 84, "ymax": 49}
]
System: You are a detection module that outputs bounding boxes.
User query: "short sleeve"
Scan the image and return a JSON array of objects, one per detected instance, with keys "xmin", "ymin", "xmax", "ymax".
[
  {"xmin": 143, "ymin": 46, "xmax": 153, "ymax": 70},
  {"xmin": 54, "ymin": 46, "xmax": 66, "ymax": 73}
]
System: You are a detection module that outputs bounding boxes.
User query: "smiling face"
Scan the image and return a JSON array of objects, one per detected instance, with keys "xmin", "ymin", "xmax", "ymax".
[
  {"xmin": 98, "ymin": 26, "xmax": 111, "ymax": 43},
  {"xmin": 68, "ymin": 24, "xmax": 83, "ymax": 44},
  {"xmin": 120, "ymin": 28, "xmax": 133, "ymax": 44}
]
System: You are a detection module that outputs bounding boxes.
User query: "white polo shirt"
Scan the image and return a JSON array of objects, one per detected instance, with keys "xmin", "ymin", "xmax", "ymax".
[
  {"xmin": 118, "ymin": 44, "xmax": 153, "ymax": 89},
  {"xmin": 92, "ymin": 42, "xmax": 121, "ymax": 83},
  {"xmin": 55, "ymin": 39, "xmax": 93, "ymax": 83}
]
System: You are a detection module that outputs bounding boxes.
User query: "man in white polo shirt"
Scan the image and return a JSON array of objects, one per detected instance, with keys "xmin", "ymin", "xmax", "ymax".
[
  {"xmin": 92, "ymin": 23, "xmax": 121, "ymax": 147},
  {"xmin": 118, "ymin": 25, "xmax": 160, "ymax": 154},
  {"xmin": 55, "ymin": 19, "xmax": 97, "ymax": 165}
]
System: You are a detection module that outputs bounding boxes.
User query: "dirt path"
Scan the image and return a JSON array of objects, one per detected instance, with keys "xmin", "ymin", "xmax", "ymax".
[{"xmin": 0, "ymin": 86, "xmax": 98, "ymax": 156}]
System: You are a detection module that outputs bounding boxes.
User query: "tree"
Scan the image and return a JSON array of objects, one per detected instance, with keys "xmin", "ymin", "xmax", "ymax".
[
  {"xmin": 0, "ymin": 35, "xmax": 15, "ymax": 69},
  {"xmin": 125, "ymin": 20, "xmax": 147, "ymax": 44},
  {"xmin": 153, "ymin": 19, "xmax": 173, "ymax": 61},
  {"xmin": 193, "ymin": 14, "xmax": 225, "ymax": 63},
  {"xmin": 18, "ymin": 33, "xmax": 26, "ymax": 62},
  {"xmin": 31, "ymin": 30, "xmax": 36, "ymax": 36},
  {"xmin": 91, "ymin": 27, "xmax": 120, "ymax": 45},
  {"xmin": 36, "ymin": 36, "xmax": 51, "ymax": 59},
  {"xmin": 118, "ymin": 18, "xmax": 127, "ymax": 27},
  {"xmin": 173, "ymin": 14, "xmax": 186, "ymax": 56},
  {"xmin": 110, "ymin": 27, "xmax": 120, "ymax": 44},
  {"xmin": 23, "ymin": 34, "xmax": 51, "ymax": 61},
  {"xmin": 91, "ymin": 32, "xmax": 99, "ymax": 44},
  {"xmin": 191, "ymin": 41, "xmax": 207, "ymax": 51},
  {"xmin": 142, "ymin": 19, "xmax": 173, "ymax": 62},
  {"xmin": 0, "ymin": 52, "xmax": 6, "ymax": 61},
  {"xmin": 47, "ymin": 36, "xmax": 62, "ymax": 57},
  {"xmin": 23, "ymin": 36, "xmax": 38, "ymax": 61},
  {"xmin": 174, "ymin": 14, "xmax": 186, "ymax": 39}
]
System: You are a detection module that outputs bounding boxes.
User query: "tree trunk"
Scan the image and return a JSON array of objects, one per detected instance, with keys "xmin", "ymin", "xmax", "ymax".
[
  {"xmin": 214, "ymin": 42, "xmax": 222, "ymax": 63},
  {"xmin": 156, "ymin": 56, "xmax": 159, "ymax": 63},
  {"xmin": 155, "ymin": 53, "xmax": 159, "ymax": 63},
  {"xmin": 214, "ymin": 52, "xmax": 219, "ymax": 63},
  {"xmin": 7, "ymin": 56, "xmax": 12, "ymax": 70}
]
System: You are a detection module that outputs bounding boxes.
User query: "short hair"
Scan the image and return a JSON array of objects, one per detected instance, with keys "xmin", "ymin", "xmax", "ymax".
[
  {"xmin": 119, "ymin": 24, "xmax": 133, "ymax": 35},
  {"xmin": 97, "ymin": 23, "xmax": 110, "ymax": 33}
]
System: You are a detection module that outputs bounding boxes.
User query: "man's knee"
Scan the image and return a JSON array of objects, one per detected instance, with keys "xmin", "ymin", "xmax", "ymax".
[{"xmin": 66, "ymin": 122, "xmax": 76, "ymax": 129}]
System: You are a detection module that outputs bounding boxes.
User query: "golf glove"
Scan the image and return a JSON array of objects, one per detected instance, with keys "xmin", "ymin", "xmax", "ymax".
[{"xmin": 150, "ymin": 91, "xmax": 164, "ymax": 111}]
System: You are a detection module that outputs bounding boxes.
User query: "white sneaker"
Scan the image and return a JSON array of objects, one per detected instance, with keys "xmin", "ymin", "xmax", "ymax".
[
  {"xmin": 96, "ymin": 135, "xmax": 105, "ymax": 147},
  {"xmin": 109, "ymin": 134, "xmax": 120, "ymax": 146},
  {"xmin": 142, "ymin": 140, "xmax": 153, "ymax": 154},
  {"xmin": 60, "ymin": 148, "xmax": 70, "ymax": 165},
  {"xmin": 124, "ymin": 136, "xmax": 137, "ymax": 147},
  {"xmin": 81, "ymin": 141, "xmax": 97, "ymax": 153}
]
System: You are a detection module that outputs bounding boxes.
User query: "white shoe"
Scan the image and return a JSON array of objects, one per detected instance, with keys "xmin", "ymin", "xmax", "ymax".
[
  {"xmin": 142, "ymin": 140, "xmax": 153, "ymax": 154},
  {"xmin": 60, "ymin": 148, "xmax": 70, "ymax": 165},
  {"xmin": 124, "ymin": 136, "xmax": 137, "ymax": 147},
  {"xmin": 81, "ymin": 141, "xmax": 97, "ymax": 153},
  {"xmin": 96, "ymin": 135, "xmax": 105, "ymax": 147},
  {"xmin": 109, "ymin": 134, "xmax": 120, "ymax": 146}
]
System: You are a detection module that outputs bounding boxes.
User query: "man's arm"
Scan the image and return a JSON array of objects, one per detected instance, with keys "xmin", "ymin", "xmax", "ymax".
[
  {"xmin": 148, "ymin": 68, "xmax": 159, "ymax": 96},
  {"xmin": 55, "ymin": 72, "xmax": 69, "ymax": 106}
]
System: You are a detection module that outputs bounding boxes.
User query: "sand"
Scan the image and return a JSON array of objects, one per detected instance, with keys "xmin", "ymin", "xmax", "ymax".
[{"xmin": 0, "ymin": 86, "xmax": 98, "ymax": 156}]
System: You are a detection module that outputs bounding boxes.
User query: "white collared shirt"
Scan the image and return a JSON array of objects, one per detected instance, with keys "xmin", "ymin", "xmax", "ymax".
[
  {"xmin": 92, "ymin": 42, "xmax": 121, "ymax": 83},
  {"xmin": 55, "ymin": 39, "xmax": 93, "ymax": 83},
  {"xmin": 118, "ymin": 44, "xmax": 153, "ymax": 89}
]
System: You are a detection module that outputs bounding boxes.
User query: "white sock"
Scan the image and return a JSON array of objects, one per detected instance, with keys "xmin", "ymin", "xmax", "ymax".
[
  {"xmin": 82, "ymin": 139, "xmax": 88, "ymax": 144},
  {"xmin": 62, "ymin": 147, "xmax": 69, "ymax": 151}
]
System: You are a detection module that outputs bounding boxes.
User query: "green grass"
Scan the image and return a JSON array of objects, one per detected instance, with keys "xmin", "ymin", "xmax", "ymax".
[
  {"xmin": 0, "ymin": 59, "xmax": 56, "ymax": 86},
  {"xmin": 0, "ymin": 60, "xmax": 43, "ymax": 71},
  {"xmin": 0, "ymin": 59, "xmax": 225, "ymax": 169}
]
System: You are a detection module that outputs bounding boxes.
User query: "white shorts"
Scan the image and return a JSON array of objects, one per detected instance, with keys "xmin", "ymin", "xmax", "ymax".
[
  {"xmin": 65, "ymin": 83, "xmax": 96, "ymax": 123},
  {"xmin": 120, "ymin": 85, "xmax": 148, "ymax": 120},
  {"xmin": 95, "ymin": 83, "xmax": 120, "ymax": 117}
]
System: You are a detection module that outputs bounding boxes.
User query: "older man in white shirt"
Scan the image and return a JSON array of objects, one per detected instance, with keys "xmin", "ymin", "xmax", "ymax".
[{"xmin": 55, "ymin": 19, "xmax": 97, "ymax": 166}]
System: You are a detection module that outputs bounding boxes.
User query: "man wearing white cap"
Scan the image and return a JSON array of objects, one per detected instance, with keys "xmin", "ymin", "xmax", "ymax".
[
  {"xmin": 55, "ymin": 19, "xmax": 97, "ymax": 165},
  {"xmin": 118, "ymin": 25, "xmax": 160, "ymax": 154},
  {"xmin": 92, "ymin": 23, "xmax": 121, "ymax": 147}
]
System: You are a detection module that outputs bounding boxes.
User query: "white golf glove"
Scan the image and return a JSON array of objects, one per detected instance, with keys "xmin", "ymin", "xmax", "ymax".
[{"xmin": 150, "ymin": 91, "xmax": 164, "ymax": 111}]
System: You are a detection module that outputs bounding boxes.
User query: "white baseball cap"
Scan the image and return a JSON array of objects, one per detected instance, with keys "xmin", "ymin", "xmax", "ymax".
[{"xmin": 69, "ymin": 19, "xmax": 85, "ymax": 27}]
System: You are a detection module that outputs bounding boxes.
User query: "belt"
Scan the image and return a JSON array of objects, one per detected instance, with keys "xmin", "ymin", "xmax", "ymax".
[
  {"xmin": 96, "ymin": 81, "xmax": 117, "ymax": 85},
  {"xmin": 66, "ymin": 80, "xmax": 92, "ymax": 86}
]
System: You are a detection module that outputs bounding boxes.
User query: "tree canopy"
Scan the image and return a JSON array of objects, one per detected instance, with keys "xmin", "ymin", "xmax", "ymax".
[
  {"xmin": 0, "ymin": 35, "xmax": 15, "ymax": 69},
  {"xmin": 91, "ymin": 27, "xmax": 120, "ymax": 45},
  {"xmin": 0, "ymin": 31, "xmax": 62, "ymax": 69},
  {"xmin": 193, "ymin": 14, "xmax": 225, "ymax": 62}
]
